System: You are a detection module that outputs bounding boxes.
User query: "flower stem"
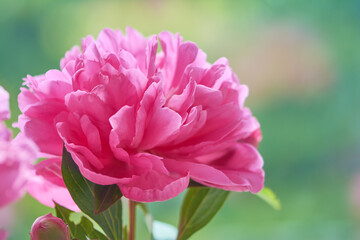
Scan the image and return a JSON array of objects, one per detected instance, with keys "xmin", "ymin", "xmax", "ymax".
[{"xmin": 129, "ymin": 200, "xmax": 136, "ymax": 240}]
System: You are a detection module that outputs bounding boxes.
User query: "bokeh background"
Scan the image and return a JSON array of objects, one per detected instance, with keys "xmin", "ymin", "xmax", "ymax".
[{"xmin": 1, "ymin": 0, "xmax": 360, "ymax": 239}]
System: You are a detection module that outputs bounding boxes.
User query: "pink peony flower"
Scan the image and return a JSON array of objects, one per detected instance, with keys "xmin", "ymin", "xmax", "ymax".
[
  {"xmin": 18, "ymin": 28, "xmax": 264, "ymax": 202},
  {"xmin": 0, "ymin": 86, "xmax": 35, "ymax": 208},
  {"xmin": 0, "ymin": 86, "xmax": 78, "ymax": 211},
  {"xmin": 0, "ymin": 133, "xmax": 35, "ymax": 208},
  {"xmin": 30, "ymin": 213, "xmax": 70, "ymax": 240}
]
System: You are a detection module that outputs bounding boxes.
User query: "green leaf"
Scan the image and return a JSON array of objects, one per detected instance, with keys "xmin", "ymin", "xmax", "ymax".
[
  {"xmin": 177, "ymin": 188, "xmax": 230, "ymax": 240},
  {"xmin": 94, "ymin": 184, "xmax": 123, "ymax": 215},
  {"xmin": 256, "ymin": 187, "xmax": 281, "ymax": 210},
  {"xmin": 62, "ymin": 146, "xmax": 122, "ymax": 240},
  {"xmin": 55, "ymin": 202, "xmax": 107, "ymax": 240}
]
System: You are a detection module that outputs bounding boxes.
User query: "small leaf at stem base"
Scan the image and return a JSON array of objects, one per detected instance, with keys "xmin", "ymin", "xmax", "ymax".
[
  {"xmin": 256, "ymin": 187, "xmax": 281, "ymax": 210},
  {"xmin": 177, "ymin": 188, "xmax": 229, "ymax": 240}
]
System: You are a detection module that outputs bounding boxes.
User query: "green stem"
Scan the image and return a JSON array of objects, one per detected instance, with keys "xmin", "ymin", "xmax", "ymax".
[{"xmin": 128, "ymin": 200, "xmax": 136, "ymax": 240}]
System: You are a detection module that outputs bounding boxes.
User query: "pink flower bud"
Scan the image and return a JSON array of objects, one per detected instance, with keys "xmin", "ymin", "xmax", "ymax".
[{"xmin": 30, "ymin": 213, "xmax": 70, "ymax": 240}]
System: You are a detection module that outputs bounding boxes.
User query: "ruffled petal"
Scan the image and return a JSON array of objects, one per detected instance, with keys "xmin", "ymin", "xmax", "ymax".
[
  {"xmin": 0, "ymin": 134, "xmax": 37, "ymax": 208},
  {"xmin": 164, "ymin": 143, "xmax": 264, "ymax": 193},
  {"xmin": 18, "ymin": 100, "xmax": 66, "ymax": 156},
  {"xmin": 0, "ymin": 230, "xmax": 8, "ymax": 240},
  {"xmin": 119, "ymin": 154, "xmax": 189, "ymax": 202},
  {"xmin": 27, "ymin": 158, "xmax": 80, "ymax": 212},
  {"xmin": 0, "ymin": 87, "xmax": 10, "ymax": 121},
  {"xmin": 136, "ymin": 82, "xmax": 182, "ymax": 150}
]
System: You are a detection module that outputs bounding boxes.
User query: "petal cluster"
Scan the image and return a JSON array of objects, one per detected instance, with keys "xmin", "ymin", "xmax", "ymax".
[{"xmin": 18, "ymin": 28, "xmax": 264, "ymax": 202}]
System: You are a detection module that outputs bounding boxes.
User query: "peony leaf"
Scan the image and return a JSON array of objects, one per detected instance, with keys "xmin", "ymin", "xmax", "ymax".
[
  {"xmin": 177, "ymin": 188, "xmax": 229, "ymax": 240},
  {"xmin": 94, "ymin": 184, "xmax": 123, "ymax": 215},
  {"xmin": 55, "ymin": 202, "xmax": 107, "ymax": 240},
  {"xmin": 62, "ymin": 146, "xmax": 123, "ymax": 240},
  {"xmin": 256, "ymin": 187, "xmax": 281, "ymax": 210}
]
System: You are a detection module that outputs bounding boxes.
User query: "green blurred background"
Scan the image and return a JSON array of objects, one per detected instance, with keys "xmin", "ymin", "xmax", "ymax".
[{"xmin": 1, "ymin": 0, "xmax": 359, "ymax": 239}]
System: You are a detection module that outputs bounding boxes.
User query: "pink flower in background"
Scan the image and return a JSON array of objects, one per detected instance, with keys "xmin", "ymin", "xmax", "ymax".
[
  {"xmin": 0, "ymin": 86, "xmax": 34, "ymax": 208},
  {"xmin": 0, "ymin": 230, "xmax": 8, "ymax": 240},
  {"xmin": 18, "ymin": 28, "xmax": 264, "ymax": 202},
  {"xmin": 0, "ymin": 86, "xmax": 78, "ymax": 211},
  {"xmin": 30, "ymin": 213, "xmax": 70, "ymax": 240},
  {"xmin": 350, "ymin": 174, "xmax": 360, "ymax": 216},
  {"xmin": 0, "ymin": 87, "xmax": 11, "ymax": 141}
]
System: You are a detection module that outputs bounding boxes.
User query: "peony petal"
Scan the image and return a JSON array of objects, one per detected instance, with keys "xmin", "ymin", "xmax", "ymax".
[
  {"xmin": 0, "ymin": 160, "xmax": 28, "ymax": 207},
  {"xmin": 105, "ymin": 70, "xmax": 145, "ymax": 109},
  {"xmin": 27, "ymin": 158, "xmax": 80, "ymax": 212},
  {"xmin": 164, "ymin": 143, "xmax": 264, "ymax": 193},
  {"xmin": 36, "ymin": 70, "xmax": 72, "ymax": 99},
  {"xmin": 167, "ymin": 78, "xmax": 196, "ymax": 116},
  {"xmin": 56, "ymin": 121, "xmax": 105, "ymax": 170},
  {"xmin": 119, "ymin": 154, "xmax": 189, "ymax": 202},
  {"xmin": 110, "ymin": 105, "xmax": 136, "ymax": 149},
  {"xmin": 11, "ymin": 133, "xmax": 38, "ymax": 163},
  {"xmin": 198, "ymin": 64, "xmax": 226, "ymax": 88},
  {"xmin": 96, "ymin": 28, "xmax": 123, "ymax": 54},
  {"xmin": 18, "ymin": 88, "xmax": 39, "ymax": 112},
  {"xmin": 146, "ymin": 35, "xmax": 158, "ymax": 77},
  {"xmin": 60, "ymin": 46, "xmax": 81, "ymax": 70},
  {"xmin": 193, "ymin": 84, "xmax": 223, "ymax": 109},
  {"xmin": 65, "ymin": 91, "xmax": 114, "ymax": 124},
  {"xmin": 0, "ymin": 87, "xmax": 9, "ymax": 121},
  {"xmin": 170, "ymin": 41, "xmax": 198, "ymax": 92},
  {"xmin": 80, "ymin": 115, "xmax": 102, "ymax": 154},
  {"xmin": 0, "ymin": 134, "xmax": 37, "ymax": 208},
  {"xmin": 119, "ymin": 171, "xmax": 189, "ymax": 202},
  {"xmin": 60, "ymin": 133, "xmax": 133, "ymax": 185},
  {"xmin": 0, "ymin": 123, "xmax": 11, "ymax": 142},
  {"xmin": 243, "ymin": 128, "xmax": 262, "ymax": 148},
  {"xmin": 0, "ymin": 230, "xmax": 8, "ymax": 240},
  {"xmin": 136, "ymin": 82, "xmax": 182, "ymax": 150},
  {"xmin": 18, "ymin": 99, "xmax": 66, "ymax": 156},
  {"xmin": 157, "ymin": 32, "xmax": 180, "ymax": 92}
]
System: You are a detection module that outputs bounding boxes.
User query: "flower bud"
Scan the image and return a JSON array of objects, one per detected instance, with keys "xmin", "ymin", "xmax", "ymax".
[{"xmin": 30, "ymin": 213, "xmax": 70, "ymax": 240}]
